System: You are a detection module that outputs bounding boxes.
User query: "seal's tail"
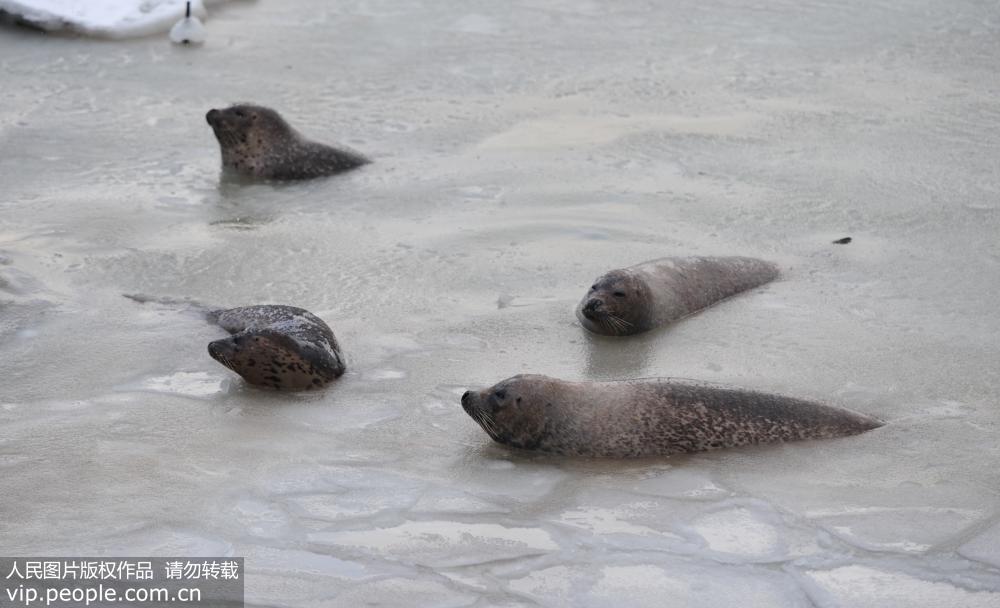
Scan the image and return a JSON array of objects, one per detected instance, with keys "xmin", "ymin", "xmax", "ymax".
[{"xmin": 123, "ymin": 293, "xmax": 220, "ymax": 322}]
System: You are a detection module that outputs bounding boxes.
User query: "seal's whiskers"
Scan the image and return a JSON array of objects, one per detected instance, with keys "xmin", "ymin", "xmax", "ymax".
[
  {"xmin": 476, "ymin": 410, "xmax": 499, "ymax": 437},
  {"xmin": 610, "ymin": 314, "xmax": 633, "ymax": 327}
]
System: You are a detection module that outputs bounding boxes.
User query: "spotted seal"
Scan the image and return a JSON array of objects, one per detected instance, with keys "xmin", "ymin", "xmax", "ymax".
[
  {"xmin": 205, "ymin": 103, "xmax": 370, "ymax": 180},
  {"xmin": 577, "ymin": 256, "xmax": 779, "ymax": 336},
  {"xmin": 206, "ymin": 305, "xmax": 345, "ymax": 390},
  {"xmin": 461, "ymin": 374, "xmax": 882, "ymax": 457}
]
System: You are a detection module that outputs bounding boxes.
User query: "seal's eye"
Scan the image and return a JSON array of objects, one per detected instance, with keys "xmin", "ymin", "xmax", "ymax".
[
  {"xmin": 613, "ymin": 291, "xmax": 626, "ymax": 298},
  {"xmin": 590, "ymin": 284, "xmax": 597, "ymax": 291},
  {"xmin": 233, "ymin": 110, "xmax": 246, "ymax": 118},
  {"xmin": 494, "ymin": 389, "xmax": 507, "ymax": 400}
]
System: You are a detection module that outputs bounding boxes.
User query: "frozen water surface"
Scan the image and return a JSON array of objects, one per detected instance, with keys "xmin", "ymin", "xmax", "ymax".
[{"xmin": 1, "ymin": 0, "xmax": 1000, "ymax": 606}]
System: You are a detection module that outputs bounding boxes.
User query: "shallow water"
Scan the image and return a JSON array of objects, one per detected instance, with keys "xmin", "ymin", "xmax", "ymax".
[{"xmin": 2, "ymin": 0, "xmax": 1000, "ymax": 606}]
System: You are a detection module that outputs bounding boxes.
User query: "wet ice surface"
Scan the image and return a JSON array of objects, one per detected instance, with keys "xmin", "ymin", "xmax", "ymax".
[{"xmin": 1, "ymin": 0, "xmax": 1000, "ymax": 606}]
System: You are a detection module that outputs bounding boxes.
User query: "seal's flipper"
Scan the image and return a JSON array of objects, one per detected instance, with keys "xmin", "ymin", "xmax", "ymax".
[{"xmin": 123, "ymin": 293, "xmax": 220, "ymax": 323}]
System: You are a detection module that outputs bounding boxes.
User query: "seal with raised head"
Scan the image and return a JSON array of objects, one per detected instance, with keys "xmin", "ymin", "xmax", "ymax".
[
  {"xmin": 577, "ymin": 256, "xmax": 779, "ymax": 336},
  {"xmin": 206, "ymin": 305, "xmax": 345, "ymax": 390},
  {"xmin": 461, "ymin": 374, "xmax": 882, "ymax": 457},
  {"xmin": 205, "ymin": 103, "xmax": 370, "ymax": 180}
]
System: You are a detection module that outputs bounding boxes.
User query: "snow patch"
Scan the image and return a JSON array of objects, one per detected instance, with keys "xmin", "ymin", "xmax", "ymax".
[{"xmin": 0, "ymin": 0, "xmax": 231, "ymax": 38}]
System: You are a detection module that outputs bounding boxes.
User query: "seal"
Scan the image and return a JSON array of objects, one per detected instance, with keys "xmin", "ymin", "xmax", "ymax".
[
  {"xmin": 206, "ymin": 305, "xmax": 345, "ymax": 390},
  {"xmin": 461, "ymin": 374, "xmax": 882, "ymax": 457},
  {"xmin": 577, "ymin": 256, "xmax": 779, "ymax": 336},
  {"xmin": 205, "ymin": 103, "xmax": 370, "ymax": 180}
]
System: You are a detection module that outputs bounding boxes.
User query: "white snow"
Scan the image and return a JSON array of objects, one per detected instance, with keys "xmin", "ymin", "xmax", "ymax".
[{"xmin": 0, "ymin": 0, "xmax": 229, "ymax": 38}]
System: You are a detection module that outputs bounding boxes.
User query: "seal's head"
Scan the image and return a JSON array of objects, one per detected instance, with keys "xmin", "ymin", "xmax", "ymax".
[
  {"xmin": 205, "ymin": 104, "xmax": 297, "ymax": 175},
  {"xmin": 461, "ymin": 375, "xmax": 561, "ymax": 450},
  {"xmin": 205, "ymin": 104, "xmax": 295, "ymax": 144},
  {"xmin": 207, "ymin": 328, "xmax": 338, "ymax": 390},
  {"xmin": 576, "ymin": 269, "xmax": 651, "ymax": 336}
]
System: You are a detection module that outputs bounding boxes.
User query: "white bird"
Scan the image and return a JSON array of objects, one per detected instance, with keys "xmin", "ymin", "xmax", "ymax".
[{"xmin": 169, "ymin": 2, "xmax": 206, "ymax": 45}]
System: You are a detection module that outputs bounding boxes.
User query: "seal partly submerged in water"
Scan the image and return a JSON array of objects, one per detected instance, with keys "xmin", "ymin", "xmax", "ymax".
[
  {"xmin": 207, "ymin": 305, "xmax": 346, "ymax": 390},
  {"xmin": 461, "ymin": 374, "xmax": 882, "ymax": 457},
  {"xmin": 577, "ymin": 256, "xmax": 779, "ymax": 336},
  {"xmin": 125, "ymin": 296, "xmax": 345, "ymax": 390},
  {"xmin": 205, "ymin": 103, "xmax": 370, "ymax": 180}
]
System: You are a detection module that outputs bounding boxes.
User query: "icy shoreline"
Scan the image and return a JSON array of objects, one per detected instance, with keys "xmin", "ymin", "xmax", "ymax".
[{"xmin": 0, "ymin": 0, "xmax": 228, "ymax": 38}]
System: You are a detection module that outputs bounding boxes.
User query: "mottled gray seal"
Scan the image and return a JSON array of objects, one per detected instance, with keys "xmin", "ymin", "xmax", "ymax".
[
  {"xmin": 461, "ymin": 375, "xmax": 882, "ymax": 457},
  {"xmin": 207, "ymin": 305, "xmax": 345, "ymax": 390},
  {"xmin": 205, "ymin": 103, "xmax": 370, "ymax": 180},
  {"xmin": 577, "ymin": 256, "xmax": 779, "ymax": 336}
]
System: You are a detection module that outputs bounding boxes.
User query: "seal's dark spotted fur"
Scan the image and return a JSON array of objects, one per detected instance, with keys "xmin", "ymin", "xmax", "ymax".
[
  {"xmin": 462, "ymin": 375, "xmax": 882, "ymax": 457},
  {"xmin": 206, "ymin": 104, "xmax": 369, "ymax": 180},
  {"xmin": 207, "ymin": 305, "xmax": 345, "ymax": 390}
]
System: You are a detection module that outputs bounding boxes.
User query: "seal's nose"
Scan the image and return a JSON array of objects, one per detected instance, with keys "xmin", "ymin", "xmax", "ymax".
[
  {"xmin": 206, "ymin": 108, "xmax": 220, "ymax": 125},
  {"xmin": 461, "ymin": 391, "xmax": 473, "ymax": 409},
  {"xmin": 583, "ymin": 298, "xmax": 602, "ymax": 314},
  {"xmin": 207, "ymin": 339, "xmax": 232, "ymax": 361}
]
